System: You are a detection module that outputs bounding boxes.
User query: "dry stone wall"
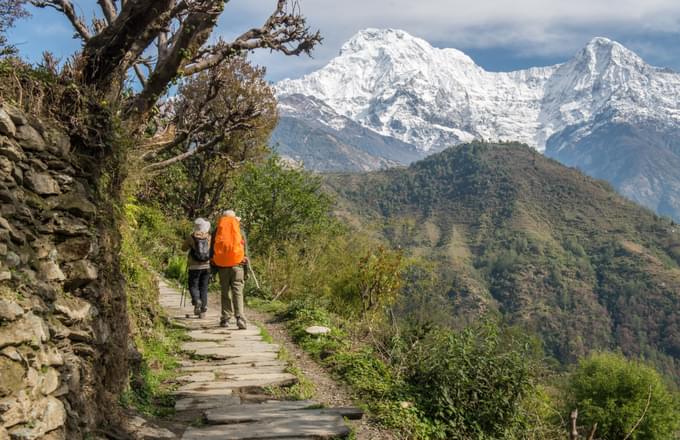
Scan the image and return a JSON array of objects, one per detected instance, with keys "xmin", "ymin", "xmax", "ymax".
[{"xmin": 0, "ymin": 103, "xmax": 127, "ymax": 439}]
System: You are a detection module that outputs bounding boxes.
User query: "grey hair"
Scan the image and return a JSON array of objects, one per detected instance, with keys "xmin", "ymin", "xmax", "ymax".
[
  {"xmin": 193, "ymin": 218, "xmax": 210, "ymax": 233},
  {"xmin": 222, "ymin": 210, "xmax": 237, "ymax": 218}
]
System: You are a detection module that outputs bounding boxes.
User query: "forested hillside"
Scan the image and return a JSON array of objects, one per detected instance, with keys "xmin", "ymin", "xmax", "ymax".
[{"xmin": 326, "ymin": 141, "xmax": 680, "ymax": 380}]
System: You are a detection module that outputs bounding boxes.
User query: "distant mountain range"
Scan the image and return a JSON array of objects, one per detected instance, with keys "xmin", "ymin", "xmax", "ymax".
[
  {"xmin": 272, "ymin": 28, "xmax": 680, "ymax": 221},
  {"xmin": 326, "ymin": 142, "xmax": 680, "ymax": 381}
]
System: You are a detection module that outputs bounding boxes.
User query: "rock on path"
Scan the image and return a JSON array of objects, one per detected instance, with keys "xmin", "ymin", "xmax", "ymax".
[{"xmin": 158, "ymin": 280, "xmax": 360, "ymax": 439}]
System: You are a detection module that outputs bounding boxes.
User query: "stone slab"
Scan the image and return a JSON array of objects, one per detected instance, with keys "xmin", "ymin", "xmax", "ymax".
[
  {"xmin": 182, "ymin": 415, "xmax": 350, "ymax": 439},
  {"xmin": 181, "ymin": 342, "xmax": 279, "ymax": 353},
  {"xmin": 175, "ymin": 394, "xmax": 241, "ymax": 412},
  {"xmin": 191, "ymin": 349, "xmax": 279, "ymax": 361},
  {"xmin": 174, "ymin": 373, "xmax": 298, "ymax": 395},
  {"xmin": 177, "ymin": 371, "xmax": 216, "ymax": 382},
  {"xmin": 179, "ymin": 362, "xmax": 286, "ymax": 373},
  {"xmin": 205, "ymin": 407, "xmax": 363, "ymax": 425},
  {"xmin": 188, "ymin": 331, "xmax": 264, "ymax": 342}
]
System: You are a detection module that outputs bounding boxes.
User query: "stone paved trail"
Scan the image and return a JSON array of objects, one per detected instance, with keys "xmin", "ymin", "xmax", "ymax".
[{"xmin": 158, "ymin": 280, "xmax": 361, "ymax": 440}]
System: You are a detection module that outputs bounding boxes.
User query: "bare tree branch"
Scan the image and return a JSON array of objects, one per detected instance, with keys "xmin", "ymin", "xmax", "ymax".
[
  {"xmin": 143, "ymin": 133, "xmax": 225, "ymax": 172},
  {"xmin": 133, "ymin": 63, "xmax": 147, "ymax": 87},
  {"xmin": 31, "ymin": 0, "xmax": 91, "ymax": 41},
  {"xmin": 32, "ymin": 0, "xmax": 319, "ymax": 129},
  {"xmin": 183, "ymin": 0, "xmax": 322, "ymax": 76},
  {"xmin": 126, "ymin": 3, "xmax": 223, "ymax": 120},
  {"xmin": 97, "ymin": 0, "xmax": 117, "ymax": 24}
]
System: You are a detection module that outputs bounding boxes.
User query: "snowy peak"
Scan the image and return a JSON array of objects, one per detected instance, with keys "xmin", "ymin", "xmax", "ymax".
[
  {"xmin": 583, "ymin": 36, "xmax": 642, "ymax": 64},
  {"xmin": 570, "ymin": 36, "xmax": 646, "ymax": 78},
  {"xmin": 338, "ymin": 28, "xmax": 475, "ymax": 65},
  {"xmin": 277, "ymin": 28, "xmax": 680, "ymax": 153}
]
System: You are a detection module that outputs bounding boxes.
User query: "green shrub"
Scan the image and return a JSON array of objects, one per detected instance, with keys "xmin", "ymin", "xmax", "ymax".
[
  {"xmin": 165, "ymin": 255, "xmax": 188, "ymax": 285},
  {"xmin": 403, "ymin": 322, "xmax": 534, "ymax": 439},
  {"xmin": 231, "ymin": 155, "xmax": 335, "ymax": 253},
  {"xmin": 564, "ymin": 352, "xmax": 680, "ymax": 440}
]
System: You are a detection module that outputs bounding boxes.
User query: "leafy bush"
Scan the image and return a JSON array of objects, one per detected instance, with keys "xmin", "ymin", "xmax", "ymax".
[
  {"xmin": 164, "ymin": 255, "xmax": 188, "ymax": 285},
  {"xmin": 403, "ymin": 322, "xmax": 535, "ymax": 439},
  {"xmin": 232, "ymin": 155, "xmax": 335, "ymax": 253},
  {"xmin": 120, "ymin": 199, "xmax": 189, "ymax": 416},
  {"xmin": 332, "ymin": 246, "xmax": 404, "ymax": 320},
  {"xmin": 565, "ymin": 352, "xmax": 680, "ymax": 440}
]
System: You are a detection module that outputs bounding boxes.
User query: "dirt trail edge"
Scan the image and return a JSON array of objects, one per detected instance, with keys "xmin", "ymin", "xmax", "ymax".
[
  {"xmin": 246, "ymin": 309, "xmax": 396, "ymax": 440},
  {"xmin": 157, "ymin": 279, "xmax": 362, "ymax": 440}
]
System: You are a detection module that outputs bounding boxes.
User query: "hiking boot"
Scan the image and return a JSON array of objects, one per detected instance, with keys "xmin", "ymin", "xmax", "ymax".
[
  {"xmin": 236, "ymin": 317, "xmax": 247, "ymax": 330},
  {"xmin": 219, "ymin": 318, "xmax": 228, "ymax": 327},
  {"xmin": 193, "ymin": 299, "xmax": 202, "ymax": 316},
  {"xmin": 199, "ymin": 312, "xmax": 206, "ymax": 319}
]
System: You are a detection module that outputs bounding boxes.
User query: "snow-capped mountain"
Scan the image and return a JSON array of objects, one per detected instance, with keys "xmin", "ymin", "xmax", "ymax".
[
  {"xmin": 272, "ymin": 28, "xmax": 680, "ymax": 220},
  {"xmin": 276, "ymin": 28, "xmax": 680, "ymax": 153}
]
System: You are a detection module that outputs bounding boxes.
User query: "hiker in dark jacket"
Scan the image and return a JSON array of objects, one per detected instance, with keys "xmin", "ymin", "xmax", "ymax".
[{"xmin": 182, "ymin": 218, "xmax": 211, "ymax": 318}]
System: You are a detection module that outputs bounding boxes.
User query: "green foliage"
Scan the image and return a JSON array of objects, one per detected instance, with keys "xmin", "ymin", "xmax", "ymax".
[
  {"xmin": 403, "ymin": 322, "xmax": 535, "ymax": 439},
  {"xmin": 333, "ymin": 246, "xmax": 405, "ymax": 320},
  {"xmin": 120, "ymin": 327, "xmax": 185, "ymax": 417},
  {"xmin": 120, "ymin": 199, "xmax": 188, "ymax": 417},
  {"xmin": 165, "ymin": 255, "xmax": 188, "ymax": 285},
  {"xmin": 265, "ymin": 300, "xmax": 437, "ymax": 438},
  {"xmin": 123, "ymin": 200, "xmax": 191, "ymax": 272},
  {"xmin": 564, "ymin": 352, "xmax": 680, "ymax": 440},
  {"xmin": 328, "ymin": 141, "xmax": 680, "ymax": 382},
  {"xmin": 258, "ymin": 298, "xmax": 550, "ymax": 439},
  {"xmin": 232, "ymin": 155, "xmax": 335, "ymax": 252}
]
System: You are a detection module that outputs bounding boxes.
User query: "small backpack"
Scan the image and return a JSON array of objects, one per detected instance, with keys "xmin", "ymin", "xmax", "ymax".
[{"xmin": 191, "ymin": 236, "xmax": 211, "ymax": 262}]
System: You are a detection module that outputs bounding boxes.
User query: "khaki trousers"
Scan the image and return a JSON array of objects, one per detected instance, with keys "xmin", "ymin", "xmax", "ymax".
[{"xmin": 218, "ymin": 266, "xmax": 245, "ymax": 321}]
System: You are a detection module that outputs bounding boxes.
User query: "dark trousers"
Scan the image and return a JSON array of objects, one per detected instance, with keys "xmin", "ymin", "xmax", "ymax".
[{"xmin": 188, "ymin": 269, "xmax": 210, "ymax": 311}]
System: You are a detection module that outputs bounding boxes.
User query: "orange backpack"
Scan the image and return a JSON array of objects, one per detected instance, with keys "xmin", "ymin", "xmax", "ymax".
[{"xmin": 211, "ymin": 216, "xmax": 245, "ymax": 268}]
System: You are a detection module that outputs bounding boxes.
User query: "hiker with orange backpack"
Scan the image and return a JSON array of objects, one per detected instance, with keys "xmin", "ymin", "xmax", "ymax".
[
  {"xmin": 211, "ymin": 210, "xmax": 249, "ymax": 329},
  {"xmin": 182, "ymin": 218, "xmax": 212, "ymax": 319}
]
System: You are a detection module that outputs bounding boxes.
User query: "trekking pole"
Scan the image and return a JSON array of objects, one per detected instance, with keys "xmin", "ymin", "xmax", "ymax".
[
  {"xmin": 180, "ymin": 267, "xmax": 189, "ymax": 308},
  {"xmin": 247, "ymin": 263, "xmax": 260, "ymax": 290},
  {"xmin": 242, "ymin": 228, "xmax": 260, "ymax": 289}
]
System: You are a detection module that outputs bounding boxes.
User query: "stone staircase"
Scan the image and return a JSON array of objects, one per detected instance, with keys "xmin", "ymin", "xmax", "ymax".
[{"xmin": 158, "ymin": 280, "xmax": 361, "ymax": 439}]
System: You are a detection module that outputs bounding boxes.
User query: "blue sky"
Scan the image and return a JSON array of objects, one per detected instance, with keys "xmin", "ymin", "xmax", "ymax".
[{"xmin": 8, "ymin": 0, "xmax": 680, "ymax": 82}]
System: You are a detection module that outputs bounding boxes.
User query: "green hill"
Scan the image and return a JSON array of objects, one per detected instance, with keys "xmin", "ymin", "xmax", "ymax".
[{"xmin": 325, "ymin": 141, "xmax": 680, "ymax": 380}]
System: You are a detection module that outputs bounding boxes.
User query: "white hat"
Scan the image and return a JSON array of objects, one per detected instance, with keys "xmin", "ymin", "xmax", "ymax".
[
  {"xmin": 193, "ymin": 218, "xmax": 210, "ymax": 233},
  {"xmin": 222, "ymin": 210, "xmax": 241, "ymax": 221}
]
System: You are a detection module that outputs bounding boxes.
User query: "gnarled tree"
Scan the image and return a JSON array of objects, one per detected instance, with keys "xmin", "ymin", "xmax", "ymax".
[
  {"xmin": 31, "ymin": 0, "xmax": 320, "ymax": 125},
  {"xmin": 138, "ymin": 57, "xmax": 278, "ymax": 218}
]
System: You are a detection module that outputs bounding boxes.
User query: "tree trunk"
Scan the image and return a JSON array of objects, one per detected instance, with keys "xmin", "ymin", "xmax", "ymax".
[{"xmin": 81, "ymin": 0, "xmax": 174, "ymax": 97}]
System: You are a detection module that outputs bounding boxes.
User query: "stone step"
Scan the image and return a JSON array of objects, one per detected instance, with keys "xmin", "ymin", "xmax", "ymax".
[
  {"xmin": 181, "ymin": 341, "xmax": 280, "ymax": 353},
  {"xmin": 203, "ymin": 403, "xmax": 363, "ymax": 425},
  {"xmin": 190, "ymin": 350, "xmax": 280, "ymax": 362},
  {"xmin": 179, "ymin": 363, "xmax": 287, "ymax": 374},
  {"xmin": 174, "ymin": 373, "xmax": 298, "ymax": 396},
  {"xmin": 179, "ymin": 360, "xmax": 286, "ymax": 369},
  {"xmin": 187, "ymin": 330, "xmax": 265, "ymax": 342},
  {"xmin": 182, "ymin": 414, "xmax": 351, "ymax": 439},
  {"xmin": 175, "ymin": 394, "xmax": 241, "ymax": 412}
]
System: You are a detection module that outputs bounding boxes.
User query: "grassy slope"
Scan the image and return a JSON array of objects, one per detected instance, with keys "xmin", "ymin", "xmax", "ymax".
[
  {"xmin": 119, "ymin": 201, "xmax": 190, "ymax": 416},
  {"xmin": 326, "ymin": 141, "xmax": 680, "ymax": 380}
]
